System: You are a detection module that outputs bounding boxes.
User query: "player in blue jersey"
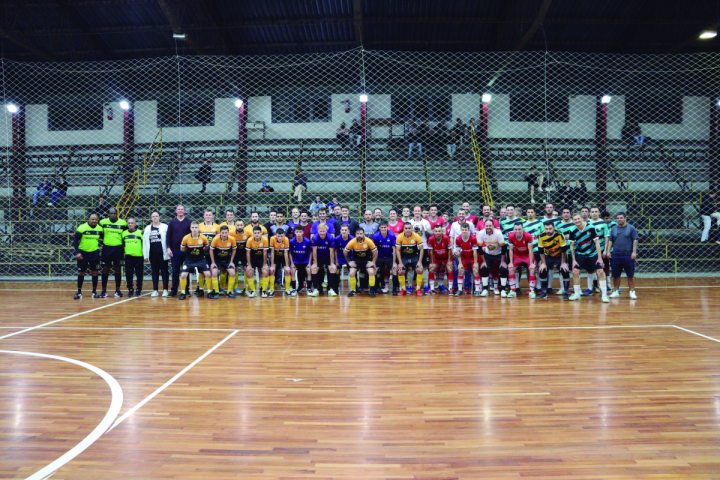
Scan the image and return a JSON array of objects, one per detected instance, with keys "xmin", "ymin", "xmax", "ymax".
[
  {"xmin": 310, "ymin": 223, "xmax": 339, "ymax": 296},
  {"xmin": 372, "ymin": 221, "xmax": 398, "ymax": 294},
  {"xmin": 334, "ymin": 224, "xmax": 353, "ymax": 293},
  {"xmin": 288, "ymin": 226, "xmax": 313, "ymax": 296}
]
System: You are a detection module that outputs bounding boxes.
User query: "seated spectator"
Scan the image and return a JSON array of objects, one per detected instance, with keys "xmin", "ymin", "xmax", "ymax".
[
  {"xmin": 700, "ymin": 191, "xmax": 720, "ymax": 243},
  {"xmin": 293, "ymin": 170, "xmax": 308, "ymax": 203},
  {"xmin": 349, "ymin": 119, "xmax": 362, "ymax": 147},
  {"xmin": 559, "ymin": 180, "xmax": 574, "ymax": 209},
  {"xmin": 310, "ymin": 196, "xmax": 325, "ymax": 215},
  {"xmin": 32, "ymin": 176, "xmax": 52, "ymax": 206},
  {"xmin": 196, "ymin": 159, "xmax": 212, "ymax": 193},
  {"xmin": 336, "ymin": 122, "xmax": 350, "ymax": 149},
  {"xmin": 93, "ymin": 195, "xmax": 110, "ymax": 219},
  {"xmin": 525, "ymin": 165, "xmax": 544, "ymax": 204},
  {"xmin": 259, "ymin": 181, "xmax": 274, "ymax": 193},
  {"xmin": 573, "ymin": 179, "xmax": 588, "ymax": 207},
  {"xmin": 326, "ymin": 197, "xmax": 339, "ymax": 211},
  {"xmin": 49, "ymin": 175, "xmax": 69, "ymax": 206}
]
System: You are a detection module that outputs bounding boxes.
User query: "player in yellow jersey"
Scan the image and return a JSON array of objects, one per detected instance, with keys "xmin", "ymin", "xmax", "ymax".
[
  {"xmin": 343, "ymin": 227, "xmax": 378, "ymax": 297},
  {"xmin": 178, "ymin": 222, "xmax": 212, "ymax": 301},
  {"xmin": 244, "ymin": 225, "xmax": 269, "ymax": 298},
  {"xmin": 217, "ymin": 209, "xmax": 236, "ymax": 294},
  {"xmin": 210, "ymin": 225, "xmax": 237, "ymax": 299},
  {"xmin": 269, "ymin": 228, "xmax": 292, "ymax": 297},
  {"xmin": 197, "ymin": 209, "xmax": 218, "ymax": 297},
  {"xmin": 395, "ymin": 222, "xmax": 425, "ymax": 296}
]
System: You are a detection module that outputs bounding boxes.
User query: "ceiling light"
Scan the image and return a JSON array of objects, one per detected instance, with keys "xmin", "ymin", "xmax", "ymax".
[
  {"xmin": 119, "ymin": 100, "xmax": 130, "ymax": 111},
  {"xmin": 359, "ymin": 94, "xmax": 369, "ymax": 103},
  {"xmin": 699, "ymin": 30, "xmax": 717, "ymax": 40},
  {"xmin": 6, "ymin": 103, "xmax": 19, "ymax": 114},
  {"xmin": 172, "ymin": 33, "xmax": 187, "ymax": 40},
  {"xmin": 481, "ymin": 93, "xmax": 492, "ymax": 104},
  {"xmin": 234, "ymin": 99, "xmax": 243, "ymax": 108},
  {"xmin": 600, "ymin": 95, "xmax": 612, "ymax": 104}
]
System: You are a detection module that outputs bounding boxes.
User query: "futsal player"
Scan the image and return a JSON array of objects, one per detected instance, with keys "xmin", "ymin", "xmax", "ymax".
[
  {"xmin": 395, "ymin": 222, "xmax": 425, "ymax": 296},
  {"xmin": 178, "ymin": 222, "xmax": 212, "ymax": 301},
  {"xmin": 209, "ymin": 225, "xmax": 237, "ymax": 299},
  {"xmin": 73, "ymin": 213, "xmax": 103, "ymax": 299},
  {"xmin": 427, "ymin": 224, "xmax": 452, "ymax": 294},
  {"xmin": 288, "ymin": 226, "xmax": 312, "ymax": 295},
  {"xmin": 537, "ymin": 220, "xmax": 570, "ymax": 299},
  {"xmin": 310, "ymin": 223, "xmax": 338, "ymax": 296},
  {"xmin": 344, "ymin": 227, "xmax": 378, "ymax": 297},
  {"xmin": 372, "ymin": 221, "xmax": 397, "ymax": 294},
  {"xmin": 453, "ymin": 222, "xmax": 481, "ymax": 296},
  {"xmin": 334, "ymin": 224, "xmax": 353, "ymax": 292},
  {"xmin": 507, "ymin": 223, "xmax": 536, "ymax": 298},
  {"xmin": 245, "ymin": 225, "xmax": 269, "ymax": 298},
  {"xmin": 197, "ymin": 209, "xmax": 219, "ymax": 297},
  {"xmin": 477, "ymin": 218, "xmax": 508, "ymax": 296},
  {"xmin": 122, "ymin": 217, "xmax": 144, "ymax": 297},
  {"xmin": 568, "ymin": 214, "xmax": 609, "ymax": 303},
  {"xmin": 99, "ymin": 207, "xmax": 127, "ymax": 297},
  {"xmin": 233, "ymin": 219, "xmax": 247, "ymax": 294},
  {"xmin": 269, "ymin": 228, "xmax": 291, "ymax": 297}
]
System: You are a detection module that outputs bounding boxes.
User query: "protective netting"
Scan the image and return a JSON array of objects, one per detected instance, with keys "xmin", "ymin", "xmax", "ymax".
[{"xmin": 1, "ymin": 48, "xmax": 719, "ymax": 278}]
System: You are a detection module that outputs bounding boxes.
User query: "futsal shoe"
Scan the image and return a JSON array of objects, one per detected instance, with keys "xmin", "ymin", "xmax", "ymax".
[
  {"xmin": 568, "ymin": 292, "xmax": 581, "ymax": 301},
  {"xmin": 114, "ymin": 290, "xmax": 123, "ymax": 298},
  {"xmin": 162, "ymin": 289, "xmax": 169, "ymax": 297},
  {"xmin": 73, "ymin": 292, "xmax": 82, "ymax": 300},
  {"xmin": 347, "ymin": 291, "xmax": 357, "ymax": 297},
  {"xmin": 151, "ymin": 290, "xmax": 160, "ymax": 297},
  {"xmin": 261, "ymin": 291, "xmax": 268, "ymax": 298},
  {"xmin": 246, "ymin": 290, "xmax": 256, "ymax": 298},
  {"xmin": 629, "ymin": 290, "xmax": 637, "ymax": 300},
  {"xmin": 473, "ymin": 289, "xmax": 481, "ymax": 297},
  {"xmin": 507, "ymin": 291, "xmax": 516, "ymax": 298},
  {"xmin": 328, "ymin": 289, "xmax": 338, "ymax": 297},
  {"xmin": 528, "ymin": 291, "xmax": 536, "ymax": 299},
  {"xmin": 307, "ymin": 289, "xmax": 319, "ymax": 297},
  {"xmin": 207, "ymin": 291, "xmax": 219, "ymax": 300},
  {"xmin": 415, "ymin": 289, "xmax": 423, "ymax": 297},
  {"xmin": 479, "ymin": 289, "xmax": 489, "ymax": 297},
  {"xmin": 370, "ymin": 289, "xmax": 378, "ymax": 297},
  {"xmin": 92, "ymin": 291, "xmax": 101, "ymax": 298},
  {"xmin": 98, "ymin": 291, "xmax": 108, "ymax": 298},
  {"xmin": 399, "ymin": 289, "xmax": 407, "ymax": 296},
  {"xmin": 437, "ymin": 285, "xmax": 448, "ymax": 294},
  {"xmin": 178, "ymin": 293, "xmax": 186, "ymax": 300},
  {"xmin": 127, "ymin": 289, "xmax": 134, "ymax": 298},
  {"xmin": 501, "ymin": 290, "xmax": 508, "ymax": 298},
  {"xmin": 601, "ymin": 294, "xmax": 610, "ymax": 303},
  {"xmin": 582, "ymin": 289, "xmax": 593, "ymax": 296},
  {"xmin": 227, "ymin": 292, "xmax": 236, "ymax": 299},
  {"xmin": 537, "ymin": 290, "xmax": 548, "ymax": 299},
  {"xmin": 609, "ymin": 290, "xmax": 620, "ymax": 298}
]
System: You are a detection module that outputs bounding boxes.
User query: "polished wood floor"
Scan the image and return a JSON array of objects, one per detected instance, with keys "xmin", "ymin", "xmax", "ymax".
[{"xmin": 1, "ymin": 278, "xmax": 720, "ymax": 479}]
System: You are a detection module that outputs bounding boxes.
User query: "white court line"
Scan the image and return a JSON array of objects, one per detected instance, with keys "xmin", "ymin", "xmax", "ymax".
[
  {"xmin": 0, "ymin": 295, "xmax": 145, "ymax": 341},
  {"xmin": 0, "ymin": 349, "xmax": 123, "ymax": 480},
  {"xmin": 0, "ymin": 326, "xmax": 237, "ymax": 332},
  {"xmin": 673, "ymin": 325, "xmax": 720, "ymax": 343},
  {"xmin": 108, "ymin": 329, "xmax": 239, "ymax": 431},
  {"xmin": 636, "ymin": 285, "xmax": 720, "ymax": 290}
]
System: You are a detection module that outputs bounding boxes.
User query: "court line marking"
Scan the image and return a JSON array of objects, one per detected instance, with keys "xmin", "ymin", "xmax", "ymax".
[
  {"xmin": 672, "ymin": 325, "xmax": 720, "ymax": 343},
  {"xmin": 108, "ymin": 329, "xmax": 239, "ymax": 431},
  {"xmin": 0, "ymin": 349, "xmax": 123, "ymax": 480},
  {"xmin": 0, "ymin": 295, "xmax": 146, "ymax": 341}
]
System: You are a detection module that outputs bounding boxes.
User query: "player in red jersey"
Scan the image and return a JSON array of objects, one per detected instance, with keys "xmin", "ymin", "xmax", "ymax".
[
  {"xmin": 387, "ymin": 209, "xmax": 404, "ymax": 235},
  {"xmin": 507, "ymin": 223, "xmax": 537, "ymax": 299},
  {"xmin": 453, "ymin": 222, "xmax": 481, "ymax": 296},
  {"xmin": 427, "ymin": 224, "xmax": 453, "ymax": 294},
  {"xmin": 426, "ymin": 205, "xmax": 445, "ymax": 230}
]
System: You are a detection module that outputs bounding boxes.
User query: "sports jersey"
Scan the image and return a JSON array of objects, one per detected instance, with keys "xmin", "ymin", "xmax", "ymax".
[
  {"xmin": 427, "ymin": 234, "xmax": 451, "ymax": 261},
  {"xmin": 570, "ymin": 225, "xmax": 599, "ymax": 257},
  {"xmin": 270, "ymin": 223, "xmax": 289, "ymax": 236},
  {"xmin": 523, "ymin": 218, "xmax": 545, "ymax": 252},
  {"xmin": 396, "ymin": 232, "xmax": 423, "ymax": 258},
  {"xmin": 121, "ymin": 229, "xmax": 143, "ymax": 257},
  {"xmin": 499, "ymin": 216, "xmax": 523, "ymax": 239},
  {"xmin": 74, "ymin": 222, "xmax": 103, "ymax": 253},
  {"xmin": 270, "ymin": 236, "xmax": 290, "ymax": 262},
  {"xmin": 334, "ymin": 234, "xmax": 353, "ymax": 265},
  {"xmin": 556, "ymin": 221, "xmax": 578, "ymax": 245},
  {"xmin": 344, "ymin": 237, "xmax": 377, "ymax": 261},
  {"xmin": 426, "ymin": 216, "xmax": 445, "ymax": 230},
  {"xmin": 99, "ymin": 218, "xmax": 128, "ymax": 247},
  {"xmin": 289, "ymin": 237, "xmax": 312, "ymax": 265},
  {"xmin": 211, "ymin": 236, "xmax": 236, "ymax": 261},
  {"xmin": 476, "ymin": 229, "xmax": 504, "ymax": 255},
  {"xmin": 246, "ymin": 236, "xmax": 269, "ymax": 262},
  {"xmin": 538, "ymin": 232, "xmax": 567, "ymax": 258},
  {"xmin": 311, "ymin": 234, "xmax": 335, "ymax": 262},
  {"xmin": 234, "ymin": 230, "xmax": 248, "ymax": 250},
  {"xmin": 243, "ymin": 224, "xmax": 268, "ymax": 239},
  {"xmin": 387, "ymin": 220, "xmax": 404, "ymax": 235},
  {"xmin": 507, "ymin": 231, "xmax": 534, "ymax": 258},
  {"xmin": 219, "ymin": 222, "xmax": 237, "ymax": 237},
  {"xmin": 448, "ymin": 221, "xmax": 476, "ymax": 245},
  {"xmin": 199, "ymin": 223, "xmax": 219, "ymax": 245},
  {"xmin": 409, "ymin": 218, "xmax": 432, "ymax": 247},
  {"xmin": 455, "ymin": 234, "xmax": 478, "ymax": 264},
  {"xmin": 476, "ymin": 216, "xmax": 500, "ymax": 230},
  {"xmin": 181, "ymin": 234, "xmax": 209, "ymax": 260},
  {"xmin": 371, "ymin": 231, "xmax": 396, "ymax": 259},
  {"xmin": 590, "ymin": 219, "xmax": 611, "ymax": 251}
]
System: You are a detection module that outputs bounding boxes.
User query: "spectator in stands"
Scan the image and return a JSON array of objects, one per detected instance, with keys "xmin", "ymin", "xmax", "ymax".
[
  {"xmin": 350, "ymin": 119, "xmax": 362, "ymax": 147},
  {"xmin": 293, "ymin": 170, "xmax": 308, "ymax": 203},
  {"xmin": 32, "ymin": 176, "xmax": 52, "ymax": 206},
  {"xmin": 417, "ymin": 121, "xmax": 430, "ymax": 156},
  {"xmin": 327, "ymin": 197, "xmax": 339, "ymax": 211},
  {"xmin": 49, "ymin": 175, "xmax": 68, "ymax": 206},
  {"xmin": 407, "ymin": 121, "xmax": 422, "ymax": 157},
  {"xmin": 310, "ymin": 195, "xmax": 325, "ymax": 215},
  {"xmin": 167, "ymin": 204, "xmax": 191, "ymax": 297},
  {"xmin": 259, "ymin": 181, "xmax": 274, "ymax": 193},
  {"xmin": 622, "ymin": 122, "xmax": 645, "ymax": 148},
  {"xmin": 525, "ymin": 165, "xmax": 544, "ymax": 204},
  {"xmin": 700, "ymin": 191, "xmax": 720, "ymax": 243},
  {"xmin": 196, "ymin": 159, "xmax": 212, "ymax": 193},
  {"xmin": 559, "ymin": 180, "xmax": 574, "ymax": 209},
  {"xmin": 449, "ymin": 118, "xmax": 464, "ymax": 156},
  {"xmin": 93, "ymin": 195, "xmax": 110, "ymax": 219},
  {"xmin": 336, "ymin": 122, "xmax": 350, "ymax": 149},
  {"xmin": 573, "ymin": 180, "xmax": 588, "ymax": 207}
]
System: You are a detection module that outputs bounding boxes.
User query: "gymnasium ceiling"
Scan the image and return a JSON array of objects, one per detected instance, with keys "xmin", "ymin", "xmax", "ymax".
[{"xmin": 1, "ymin": 0, "xmax": 719, "ymax": 61}]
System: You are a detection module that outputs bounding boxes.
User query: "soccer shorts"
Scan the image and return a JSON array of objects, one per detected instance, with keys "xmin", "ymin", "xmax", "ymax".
[
  {"xmin": 484, "ymin": 253, "xmax": 502, "ymax": 275},
  {"xmin": 545, "ymin": 255, "xmax": 567, "ymax": 273},
  {"xmin": 272, "ymin": 257, "xmax": 286, "ymax": 270},
  {"xmin": 77, "ymin": 250, "xmax": 100, "ymax": 272},
  {"xmin": 182, "ymin": 258, "xmax": 210, "ymax": 273},
  {"xmin": 249, "ymin": 255, "xmax": 265, "ymax": 270},
  {"xmin": 236, "ymin": 248, "xmax": 247, "ymax": 267},
  {"xmin": 611, "ymin": 254, "xmax": 635, "ymax": 278},
  {"xmin": 575, "ymin": 254, "xmax": 600, "ymax": 274},
  {"xmin": 101, "ymin": 245, "xmax": 123, "ymax": 267},
  {"xmin": 215, "ymin": 257, "xmax": 232, "ymax": 271},
  {"xmin": 376, "ymin": 256, "xmax": 394, "ymax": 273},
  {"xmin": 421, "ymin": 253, "xmax": 430, "ymax": 268},
  {"xmin": 401, "ymin": 255, "xmax": 419, "ymax": 270},
  {"xmin": 350, "ymin": 258, "xmax": 370, "ymax": 272},
  {"xmin": 459, "ymin": 259, "xmax": 475, "ymax": 271},
  {"xmin": 513, "ymin": 254, "xmax": 531, "ymax": 269}
]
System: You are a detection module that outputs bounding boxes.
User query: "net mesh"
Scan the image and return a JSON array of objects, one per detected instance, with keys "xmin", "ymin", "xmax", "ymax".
[{"xmin": 1, "ymin": 48, "xmax": 719, "ymax": 278}]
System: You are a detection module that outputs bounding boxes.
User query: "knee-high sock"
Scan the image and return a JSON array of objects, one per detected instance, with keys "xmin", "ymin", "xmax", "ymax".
[
  {"xmin": 246, "ymin": 275, "xmax": 256, "ymax": 292},
  {"xmin": 198, "ymin": 275, "xmax": 205, "ymax": 289},
  {"xmin": 368, "ymin": 274, "xmax": 376, "ymax": 288},
  {"xmin": 260, "ymin": 276, "xmax": 269, "ymax": 291},
  {"xmin": 599, "ymin": 279, "xmax": 607, "ymax": 294},
  {"xmin": 474, "ymin": 275, "xmax": 481, "ymax": 291},
  {"xmin": 349, "ymin": 275, "xmax": 357, "ymax": 292},
  {"xmin": 91, "ymin": 274, "xmax": 99, "ymax": 291},
  {"xmin": 429, "ymin": 271, "xmax": 435, "ymax": 289},
  {"xmin": 268, "ymin": 275, "xmax": 275, "ymax": 291},
  {"xmin": 415, "ymin": 272, "xmax": 423, "ymax": 289},
  {"xmin": 284, "ymin": 274, "xmax": 292, "ymax": 291},
  {"xmin": 220, "ymin": 272, "xmax": 228, "ymax": 290},
  {"xmin": 101, "ymin": 269, "xmax": 109, "ymax": 291},
  {"xmin": 227, "ymin": 274, "xmax": 236, "ymax": 292},
  {"xmin": 587, "ymin": 273, "xmax": 595, "ymax": 290},
  {"xmin": 179, "ymin": 277, "xmax": 188, "ymax": 292},
  {"xmin": 211, "ymin": 276, "xmax": 219, "ymax": 293},
  {"xmin": 398, "ymin": 274, "xmax": 406, "ymax": 290},
  {"xmin": 529, "ymin": 274, "xmax": 537, "ymax": 290},
  {"xmin": 509, "ymin": 274, "xmax": 516, "ymax": 291}
]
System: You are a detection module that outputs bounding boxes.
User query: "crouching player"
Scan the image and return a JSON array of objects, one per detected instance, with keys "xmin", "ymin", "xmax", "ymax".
[
  {"xmin": 477, "ymin": 219, "xmax": 508, "ymax": 296},
  {"xmin": 269, "ymin": 228, "xmax": 292, "ymax": 297},
  {"xmin": 344, "ymin": 227, "xmax": 378, "ymax": 297},
  {"xmin": 245, "ymin": 225, "xmax": 269, "ymax": 298},
  {"xmin": 209, "ymin": 225, "xmax": 237, "ymax": 299},
  {"xmin": 427, "ymin": 224, "xmax": 453, "ymax": 294},
  {"xmin": 507, "ymin": 223, "xmax": 536, "ymax": 298},
  {"xmin": 395, "ymin": 222, "xmax": 425, "ymax": 296},
  {"xmin": 288, "ymin": 226, "xmax": 312, "ymax": 296},
  {"xmin": 178, "ymin": 222, "xmax": 212, "ymax": 301},
  {"xmin": 372, "ymin": 222, "xmax": 397, "ymax": 294},
  {"xmin": 453, "ymin": 222, "xmax": 482, "ymax": 296},
  {"xmin": 537, "ymin": 220, "xmax": 570, "ymax": 299}
]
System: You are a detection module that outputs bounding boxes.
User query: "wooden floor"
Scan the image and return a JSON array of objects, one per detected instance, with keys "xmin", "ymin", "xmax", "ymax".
[{"xmin": 1, "ymin": 278, "xmax": 720, "ymax": 479}]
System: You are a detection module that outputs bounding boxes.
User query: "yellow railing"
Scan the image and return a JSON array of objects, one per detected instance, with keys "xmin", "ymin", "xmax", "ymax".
[
  {"xmin": 468, "ymin": 125, "xmax": 493, "ymax": 208},
  {"xmin": 116, "ymin": 129, "xmax": 163, "ymax": 218}
]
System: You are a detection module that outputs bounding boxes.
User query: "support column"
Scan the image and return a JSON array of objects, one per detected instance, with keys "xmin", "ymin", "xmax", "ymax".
[
  {"xmin": 595, "ymin": 96, "xmax": 609, "ymax": 211},
  {"xmin": 359, "ymin": 95, "xmax": 368, "ymax": 213},
  {"xmin": 122, "ymin": 106, "xmax": 135, "ymax": 190},
  {"xmin": 10, "ymin": 105, "xmax": 26, "ymax": 221},
  {"xmin": 710, "ymin": 100, "xmax": 720, "ymax": 193},
  {"xmin": 236, "ymin": 99, "xmax": 248, "ymax": 212}
]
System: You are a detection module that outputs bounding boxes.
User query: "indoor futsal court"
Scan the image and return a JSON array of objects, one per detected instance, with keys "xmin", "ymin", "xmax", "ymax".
[
  {"xmin": 3, "ymin": 0, "xmax": 720, "ymax": 479},
  {"xmin": 2, "ymin": 278, "xmax": 720, "ymax": 478}
]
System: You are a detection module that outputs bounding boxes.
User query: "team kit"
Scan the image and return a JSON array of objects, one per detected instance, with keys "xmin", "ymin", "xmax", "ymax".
[{"xmin": 71, "ymin": 203, "xmax": 638, "ymax": 302}]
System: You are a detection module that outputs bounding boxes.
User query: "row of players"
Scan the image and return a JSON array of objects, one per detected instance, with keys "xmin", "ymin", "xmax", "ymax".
[{"xmin": 71, "ymin": 202, "xmax": 639, "ymax": 301}]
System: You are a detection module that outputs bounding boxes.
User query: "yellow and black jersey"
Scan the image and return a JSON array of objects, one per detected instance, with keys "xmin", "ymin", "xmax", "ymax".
[
  {"xmin": 199, "ymin": 223, "xmax": 219, "ymax": 245},
  {"xmin": 344, "ymin": 237, "xmax": 377, "ymax": 260},
  {"xmin": 538, "ymin": 231, "xmax": 567, "ymax": 258},
  {"xmin": 270, "ymin": 236, "xmax": 289, "ymax": 261},
  {"xmin": 395, "ymin": 232, "xmax": 423, "ymax": 257},
  {"xmin": 211, "ymin": 236, "xmax": 235, "ymax": 260},
  {"xmin": 246, "ymin": 236, "xmax": 269, "ymax": 260},
  {"xmin": 243, "ymin": 224, "xmax": 268, "ymax": 239},
  {"xmin": 219, "ymin": 222, "xmax": 237, "ymax": 237},
  {"xmin": 234, "ymin": 230, "xmax": 248, "ymax": 251},
  {"xmin": 181, "ymin": 234, "xmax": 209, "ymax": 260}
]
